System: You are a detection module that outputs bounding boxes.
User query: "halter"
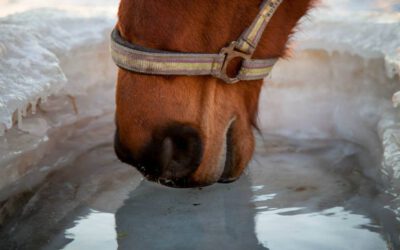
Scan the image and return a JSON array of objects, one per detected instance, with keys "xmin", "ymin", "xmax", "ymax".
[{"xmin": 111, "ymin": 0, "xmax": 283, "ymax": 84}]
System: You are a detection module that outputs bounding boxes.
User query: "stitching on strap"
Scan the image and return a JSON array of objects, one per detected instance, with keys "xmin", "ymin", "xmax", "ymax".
[{"xmin": 236, "ymin": 0, "xmax": 284, "ymax": 55}]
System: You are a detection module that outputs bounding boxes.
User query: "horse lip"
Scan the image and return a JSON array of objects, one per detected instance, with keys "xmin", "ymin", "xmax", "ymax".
[{"xmin": 218, "ymin": 117, "xmax": 236, "ymax": 182}]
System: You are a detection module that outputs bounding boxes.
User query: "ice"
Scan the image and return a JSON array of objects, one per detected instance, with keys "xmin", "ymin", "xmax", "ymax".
[
  {"xmin": 0, "ymin": 5, "xmax": 117, "ymax": 198},
  {"xmin": 0, "ymin": 0, "xmax": 118, "ymax": 18},
  {"xmin": 0, "ymin": 8, "xmax": 115, "ymax": 135},
  {"xmin": 258, "ymin": 0, "xmax": 400, "ymax": 220},
  {"xmin": 0, "ymin": 0, "xmax": 399, "ymax": 248},
  {"xmin": 294, "ymin": 0, "xmax": 400, "ymax": 80},
  {"xmin": 18, "ymin": 117, "xmax": 49, "ymax": 136},
  {"xmin": 0, "ymin": 0, "xmax": 398, "ymax": 201},
  {"xmin": 393, "ymin": 91, "xmax": 400, "ymax": 107}
]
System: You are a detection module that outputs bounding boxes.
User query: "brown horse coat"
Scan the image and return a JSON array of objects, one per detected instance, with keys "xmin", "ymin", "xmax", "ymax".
[{"xmin": 115, "ymin": 0, "xmax": 316, "ymax": 187}]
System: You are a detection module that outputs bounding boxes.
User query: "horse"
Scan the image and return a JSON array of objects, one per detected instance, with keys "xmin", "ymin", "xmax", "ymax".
[{"xmin": 113, "ymin": 0, "xmax": 315, "ymax": 188}]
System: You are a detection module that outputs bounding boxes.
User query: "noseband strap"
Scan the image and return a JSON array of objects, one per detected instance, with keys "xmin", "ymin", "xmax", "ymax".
[{"xmin": 111, "ymin": 0, "xmax": 283, "ymax": 84}]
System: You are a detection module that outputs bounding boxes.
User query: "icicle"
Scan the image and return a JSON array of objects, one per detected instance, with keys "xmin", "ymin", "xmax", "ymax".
[
  {"xmin": 42, "ymin": 95, "xmax": 48, "ymax": 104},
  {"xmin": 17, "ymin": 108, "xmax": 23, "ymax": 129},
  {"xmin": 363, "ymin": 58, "xmax": 369, "ymax": 69},
  {"xmin": 67, "ymin": 95, "xmax": 79, "ymax": 115},
  {"xmin": 0, "ymin": 42, "xmax": 6, "ymax": 56},
  {"xmin": 31, "ymin": 99, "xmax": 38, "ymax": 114},
  {"xmin": 22, "ymin": 105, "xmax": 27, "ymax": 117},
  {"xmin": 0, "ymin": 124, "xmax": 5, "ymax": 136},
  {"xmin": 393, "ymin": 91, "xmax": 400, "ymax": 108}
]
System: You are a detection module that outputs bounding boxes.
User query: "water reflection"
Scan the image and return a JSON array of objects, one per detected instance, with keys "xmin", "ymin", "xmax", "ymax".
[
  {"xmin": 62, "ymin": 210, "xmax": 117, "ymax": 250},
  {"xmin": 255, "ymin": 207, "xmax": 387, "ymax": 250},
  {"xmin": 115, "ymin": 176, "xmax": 266, "ymax": 250},
  {"xmin": 0, "ymin": 135, "xmax": 399, "ymax": 249},
  {"xmin": 249, "ymin": 136, "xmax": 399, "ymax": 249}
]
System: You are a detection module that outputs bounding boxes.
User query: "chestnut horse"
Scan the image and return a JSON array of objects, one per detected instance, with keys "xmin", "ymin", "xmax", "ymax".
[{"xmin": 114, "ymin": 0, "xmax": 315, "ymax": 187}]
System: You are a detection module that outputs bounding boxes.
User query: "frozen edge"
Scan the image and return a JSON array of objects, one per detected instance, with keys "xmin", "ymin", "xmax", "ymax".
[
  {"xmin": 0, "ymin": 9, "xmax": 115, "ymax": 135},
  {"xmin": 0, "ymin": 4, "xmax": 399, "ymax": 215},
  {"xmin": 295, "ymin": 17, "xmax": 400, "ymax": 80}
]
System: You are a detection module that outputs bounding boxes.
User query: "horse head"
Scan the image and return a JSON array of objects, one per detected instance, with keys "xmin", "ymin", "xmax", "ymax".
[{"xmin": 114, "ymin": 0, "xmax": 315, "ymax": 187}]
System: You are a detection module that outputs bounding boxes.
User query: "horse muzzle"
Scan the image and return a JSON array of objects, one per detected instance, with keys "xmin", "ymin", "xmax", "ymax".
[{"xmin": 114, "ymin": 123, "xmax": 205, "ymax": 188}]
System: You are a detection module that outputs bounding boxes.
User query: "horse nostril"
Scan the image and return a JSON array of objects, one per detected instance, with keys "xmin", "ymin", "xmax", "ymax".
[
  {"xmin": 114, "ymin": 124, "xmax": 203, "ymax": 181},
  {"xmin": 158, "ymin": 124, "xmax": 203, "ymax": 179},
  {"xmin": 160, "ymin": 137, "xmax": 174, "ymax": 169}
]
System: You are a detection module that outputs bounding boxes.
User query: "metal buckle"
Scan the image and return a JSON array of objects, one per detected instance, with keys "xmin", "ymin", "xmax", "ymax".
[{"xmin": 216, "ymin": 41, "xmax": 251, "ymax": 84}]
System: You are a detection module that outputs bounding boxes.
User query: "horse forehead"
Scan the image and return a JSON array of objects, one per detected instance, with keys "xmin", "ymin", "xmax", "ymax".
[{"xmin": 118, "ymin": 1, "xmax": 262, "ymax": 52}]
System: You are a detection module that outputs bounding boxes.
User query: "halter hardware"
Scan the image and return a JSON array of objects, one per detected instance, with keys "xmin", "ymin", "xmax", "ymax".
[{"xmin": 216, "ymin": 42, "xmax": 252, "ymax": 84}]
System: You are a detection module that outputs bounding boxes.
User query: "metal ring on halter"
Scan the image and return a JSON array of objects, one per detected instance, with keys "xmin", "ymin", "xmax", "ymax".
[{"xmin": 214, "ymin": 42, "xmax": 251, "ymax": 84}]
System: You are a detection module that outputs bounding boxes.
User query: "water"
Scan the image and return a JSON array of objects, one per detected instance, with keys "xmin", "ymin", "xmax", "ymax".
[
  {"xmin": 0, "ymin": 117, "xmax": 398, "ymax": 249},
  {"xmin": 0, "ymin": 0, "xmax": 399, "ymax": 249}
]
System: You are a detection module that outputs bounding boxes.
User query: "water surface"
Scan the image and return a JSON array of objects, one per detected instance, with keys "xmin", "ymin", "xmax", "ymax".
[{"xmin": 0, "ymin": 118, "xmax": 397, "ymax": 249}]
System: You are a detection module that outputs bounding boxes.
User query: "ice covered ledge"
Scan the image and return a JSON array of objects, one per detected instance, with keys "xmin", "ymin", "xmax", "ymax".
[
  {"xmin": 0, "ymin": 9, "xmax": 117, "ymax": 201},
  {"xmin": 0, "ymin": 9, "xmax": 116, "ymax": 135},
  {"xmin": 258, "ymin": 4, "xmax": 400, "ymax": 215},
  {"xmin": 0, "ymin": 2, "xmax": 399, "ymax": 216},
  {"xmin": 259, "ymin": 50, "xmax": 400, "ymax": 215}
]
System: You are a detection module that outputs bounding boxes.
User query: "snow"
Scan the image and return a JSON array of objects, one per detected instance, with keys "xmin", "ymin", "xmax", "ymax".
[
  {"xmin": 0, "ymin": 8, "xmax": 116, "ymax": 134},
  {"xmin": 0, "ymin": 0, "xmax": 399, "ymax": 248},
  {"xmin": 0, "ymin": 0, "xmax": 399, "ymax": 222},
  {"xmin": 296, "ymin": 0, "xmax": 400, "ymax": 106},
  {"xmin": 0, "ymin": 3, "xmax": 117, "ymax": 198},
  {"xmin": 0, "ymin": 0, "xmax": 118, "ymax": 18},
  {"xmin": 258, "ymin": 0, "xmax": 400, "ymax": 218},
  {"xmin": 296, "ymin": 4, "xmax": 400, "ymax": 79}
]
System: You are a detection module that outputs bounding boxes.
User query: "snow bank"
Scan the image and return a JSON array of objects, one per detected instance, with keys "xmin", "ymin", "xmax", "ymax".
[
  {"xmin": 0, "ymin": 8, "xmax": 116, "ymax": 135},
  {"xmin": 0, "ymin": 7, "xmax": 117, "ymax": 199},
  {"xmin": 297, "ymin": 3, "xmax": 400, "ymax": 79},
  {"xmin": 259, "ymin": 1, "xmax": 400, "ymax": 217},
  {"xmin": 0, "ymin": 0, "xmax": 399, "ymax": 214}
]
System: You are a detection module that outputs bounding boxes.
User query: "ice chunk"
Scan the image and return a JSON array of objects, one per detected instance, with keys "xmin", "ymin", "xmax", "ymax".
[
  {"xmin": 393, "ymin": 92, "xmax": 400, "ymax": 108},
  {"xmin": 18, "ymin": 118, "xmax": 49, "ymax": 137}
]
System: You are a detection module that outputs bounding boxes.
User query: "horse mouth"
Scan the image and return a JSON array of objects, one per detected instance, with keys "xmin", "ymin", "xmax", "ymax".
[
  {"xmin": 142, "ymin": 119, "xmax": 238, "ymax": 188},
  {"xmin": 115, "ymin": 118, "xmax": 239, "ymax": 188},
  {"xmin": 218, "ymin": 119, "xmax": 238, "ymax": 183}
]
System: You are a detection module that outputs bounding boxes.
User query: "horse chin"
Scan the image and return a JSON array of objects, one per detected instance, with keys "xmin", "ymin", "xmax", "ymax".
[{"xmin": 218, "ymin": 118, "xmax": 240, "ymax": 183}]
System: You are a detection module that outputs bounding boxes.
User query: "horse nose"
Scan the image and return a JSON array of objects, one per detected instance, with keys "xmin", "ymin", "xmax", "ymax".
[
  {"xmin": 115, "ymin": 124, "xmax": 203, "ymax": 181},
  {"xmin": 156, "ymin": 124, "xmax": 203, "ymax": 179}
]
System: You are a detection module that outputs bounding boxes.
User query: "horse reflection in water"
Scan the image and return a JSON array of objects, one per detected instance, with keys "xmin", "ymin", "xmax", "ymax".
[
  {"xmin": 114, "ymin": 0, "xmax": 316, "ymax": 187},
  {"xmin": 0, "ymin": 137, "xmax": 399, "ymax": 249},
  {"xmin": 115, "ymin": 175, "xmax": 266, "ymax": 250}
]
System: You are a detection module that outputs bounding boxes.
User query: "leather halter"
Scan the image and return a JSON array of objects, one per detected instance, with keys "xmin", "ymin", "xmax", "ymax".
[{"xmin": 111, "ymin": 0, "xmax": 283, "ymax": 84}]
